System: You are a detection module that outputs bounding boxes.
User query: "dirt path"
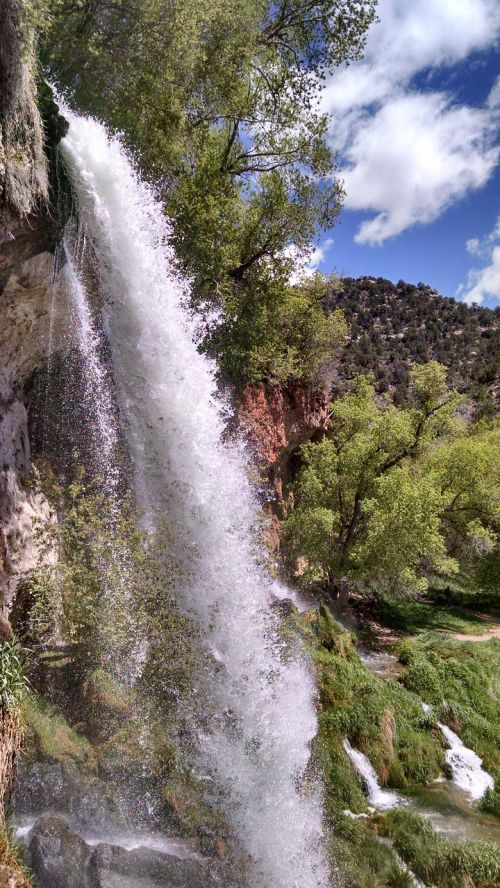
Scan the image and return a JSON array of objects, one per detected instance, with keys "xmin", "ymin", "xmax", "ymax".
[{"xmin": 449, "ymin": 624, "xmax": 500, "ymax": 642}]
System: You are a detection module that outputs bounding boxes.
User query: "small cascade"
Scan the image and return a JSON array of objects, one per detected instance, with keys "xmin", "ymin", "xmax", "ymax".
[
  {"xmin": 438, "ymin": 723, "xmax": 494, "ymax": 801},
  {"xmin": 421, "ymin": 704, "xmax": 493, "ymax": 802},
  {"xmin": 58, "ymin": 108, "xmax": 329, "ymax": 888},
  {"xmin": 343, "ymin": 739, "xmax": 400, "ymax": 810}
]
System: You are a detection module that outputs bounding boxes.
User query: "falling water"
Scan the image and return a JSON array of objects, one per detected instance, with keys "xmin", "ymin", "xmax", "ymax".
[
  {"xmin": 62, "ymin": 232, "xmax": 121, "ymax": 498},
  {"xmin": 421, "ymin": 704, "xmax": 493, "ymax": 802},
  {"xmin": 59, "ymin": 110, "xmax": 328, "ymax": 888},
  {"xmin": 342, "ymin": 739, "xmax": 400, "ymax": 810},
  {"xmin": 438, "ymin": 723, "xmax": 494, "ymax": 801}
]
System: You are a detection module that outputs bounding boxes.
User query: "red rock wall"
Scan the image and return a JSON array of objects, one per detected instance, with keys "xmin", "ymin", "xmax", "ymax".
[{"xmin": 236, "ymin": 379, "xmax": 329, "ymax": 504}]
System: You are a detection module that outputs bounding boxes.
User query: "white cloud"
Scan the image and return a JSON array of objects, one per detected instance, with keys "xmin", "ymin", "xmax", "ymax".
[
  {"xmin": 323, "ymin": 0, "xmax": 500, "ymax": 244},
  {"xmin": 341, "ymin": 93, "xmax": 499, "ymax": 244},
  {"xmin": 458, "ymin": 216, "xmax": 500, "ymax": 305},
  {"xmin": 283, "ymin": 238, "xmax": 334, "ymax": 284},
  {"xmin": 466, "ymin": 237, "xmax": 481, "ymax": 256},
  {"xmin": 487, "ymin": 75, "xmax": 500, "ymax": 109}
]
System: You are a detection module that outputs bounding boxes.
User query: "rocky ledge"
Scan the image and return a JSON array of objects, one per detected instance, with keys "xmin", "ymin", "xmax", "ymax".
[{"xmin": 20, "ymin": 813, "xmax": 221, "ymax": 888}]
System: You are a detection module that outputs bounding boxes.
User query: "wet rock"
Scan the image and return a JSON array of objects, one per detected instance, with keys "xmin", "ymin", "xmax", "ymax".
[
  {"xmin": 15, "ymin": 762, "xmax": 124, "ymax": 832},
  {"xmin": 270, "ymin": 596, "xmax": 297, "ymax": 618},
  {"xmin": 27, "ymin": 812, "xmax": 91, "ymax": 888},
  {"xmin": 87, "ymin": 842, "xmax": 216, "ymax": 888}
]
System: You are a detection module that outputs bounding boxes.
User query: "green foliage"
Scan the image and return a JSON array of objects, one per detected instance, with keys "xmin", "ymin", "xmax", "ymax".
[
  {"xmin": 40, "ymin": 0, "xmax": 376, "ymax": 385},
  {"xmin": 19, "ymin": 463, "xmax": 194, "ymax": 700},
  {"xmin": 299, "ymin": 607, "xmax": 445, "ymax": 816},
  {"xmin": 398, "ymin": 635, "xmax": 500, "ymax": 774},
  {"xmin": 285, "ymin": 362, "xmax": 499, "ymax": 596},
  {"xmin": 23, "ymin": 695, "xmax": 96, "ymax": 768},
  {"xmin": 209, "ymin": 273, "xmax": 347, "ymax": 385},
  {"xmin": 0, "ymin": 639, "xmax": 30, "ymax": 712},
  {"xmin": 325, "ymin": 276, "xmax": 499, "ymax": 416},
  {"xmin": 380, "ymin": 809, "xmax": 500, "ymax": 888},
  {"xmin": 331, "ymin": 815, "xmax": 413, "ymax": 888}
]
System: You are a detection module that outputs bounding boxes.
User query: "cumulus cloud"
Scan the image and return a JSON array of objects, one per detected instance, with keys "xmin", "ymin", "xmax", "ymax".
[
  {"xmin": 458, "ymin": 216, "xmax": 500, "ymax": 305},
  {"xmin": 342, "ymin": 94, "xmax": 498, "ymax": 244},
  {"xmin": 283, "ymin": 238, "xmax": 334, "ymax": 284},
  {"xmin": 323, "ymin": 0, "xmax": 500, "ymax": 245}
]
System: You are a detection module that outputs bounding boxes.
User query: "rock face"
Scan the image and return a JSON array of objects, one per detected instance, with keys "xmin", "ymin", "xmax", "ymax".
[
  {"xmin": 0, "ymin": 247, "xmax": 65, "ymax": 612},
  {"xmin": 237, "ymin": 379, "xmax": 330, "ymax": 503},
  {"xmin": 0, "ymin": 0, "xmax": 48, "ymax": 227},
  {"xmin": 87, "ymin": 843, "xmax": 213, "ymax": 888},
  {"xmin": 0, "ymin": 1, "xmax": 70, "ymax": 615},
  {"xmin": 25, "ymin": 813, "xmax": 218, "ymax": 888}
]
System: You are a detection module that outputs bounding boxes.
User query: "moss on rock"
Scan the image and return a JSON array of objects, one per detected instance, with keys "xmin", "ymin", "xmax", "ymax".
[{"xmin": 23, "ymin": 696, "xmax": 96, "ymax": 769}]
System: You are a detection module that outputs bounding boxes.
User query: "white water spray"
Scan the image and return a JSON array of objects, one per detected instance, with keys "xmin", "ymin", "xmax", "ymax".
[
  {"xmin": 342, "ymin": 739, "xmax": 400, "ymax": 810},
  {"xmin": 60, "ymin": 110, "xmax": 328, "ymax": 888},
  {"xmin": 438, "ymin": 723, "xmax": 494, "ymax": 801}
]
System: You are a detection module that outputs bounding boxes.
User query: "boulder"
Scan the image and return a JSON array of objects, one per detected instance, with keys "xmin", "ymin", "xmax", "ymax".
[
  {"xmin": 87, "ymin": 842, "xmax": 215, "ymax": 888},
  {"xmin": 28, "ymin": 812, "xmax": 91, "ymax": 888}
]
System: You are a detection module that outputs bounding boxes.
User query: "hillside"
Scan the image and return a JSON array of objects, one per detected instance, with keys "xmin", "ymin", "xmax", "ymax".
[{"xmin": 324, "ymin": 277, "xmax": 499, "ymax": 413}]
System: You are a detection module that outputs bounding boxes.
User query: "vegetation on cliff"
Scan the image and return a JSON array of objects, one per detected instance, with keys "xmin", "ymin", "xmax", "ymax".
[
  {"xmin": 0, "ymin": 0, "xmax": 48, "ymax": 221},
  {"xmin": 0, "ymin": 633, "xmax": 31, "ymax": 885}
]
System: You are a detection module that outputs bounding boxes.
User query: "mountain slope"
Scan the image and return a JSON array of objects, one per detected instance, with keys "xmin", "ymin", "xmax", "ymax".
[{"xmin": 324, "ymin": 277, "xmax": 499, "ymax": 414}]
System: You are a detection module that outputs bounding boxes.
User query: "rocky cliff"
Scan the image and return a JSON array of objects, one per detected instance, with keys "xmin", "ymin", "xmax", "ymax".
[
  {"xmin": 0, "ymin": 7, "xmax": 67, "ymax": 880},
  {"xmin": 235, "ymin": 380, "xmax": 329, "ymax": 551},
  {"xmin": 0, "ymin": 0, "xmax": 69, "ymax": 616}
]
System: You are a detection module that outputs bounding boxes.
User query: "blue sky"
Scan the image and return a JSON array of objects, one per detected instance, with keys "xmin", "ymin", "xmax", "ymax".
[{"xmin": 310, "ymin": 0, "xmax": 500, "ymax": 306}]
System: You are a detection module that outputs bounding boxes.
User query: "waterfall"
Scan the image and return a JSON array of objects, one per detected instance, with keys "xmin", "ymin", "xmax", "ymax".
[
  {"xmin": 342, "ymin": 739, "xmax": 400, "ymax": 810},
  {"xmin": 59, "ymin": 109, "xmax": 328, "ymax": 888},
  {"xmin": 438, "ymin": 723, "xmax": 494, "ymax": 801},
  {"xmin": 421, "ymin": 704, "xmax": 493, "ymax": 802}
]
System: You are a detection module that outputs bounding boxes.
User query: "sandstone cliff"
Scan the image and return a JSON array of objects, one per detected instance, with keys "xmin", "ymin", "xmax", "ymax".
[{"xmin": 236, "ymin": 380, "xmax": 329, "ymax": 551}]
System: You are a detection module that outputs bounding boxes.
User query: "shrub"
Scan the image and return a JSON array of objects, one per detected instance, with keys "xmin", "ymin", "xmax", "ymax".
[{"xmin": 0, "ymin": 640, "xmax": 30, "ymax": 712}]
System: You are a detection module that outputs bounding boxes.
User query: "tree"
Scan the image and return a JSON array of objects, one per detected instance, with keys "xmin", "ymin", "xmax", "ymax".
[
  {"xmin": 284, "ymin": 362, "xmax": 498, "ymax": 599},
  {"xmin": 41, "ymin": 0, "xmax": 377, "ymax": 384},
  {"xmin": 208, "ymin": 272, "xmax": 347, "ymax": 384}
]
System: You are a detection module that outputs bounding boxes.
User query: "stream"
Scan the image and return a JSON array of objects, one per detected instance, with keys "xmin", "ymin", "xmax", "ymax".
[{"xmin": 337, "ymin": 613, "xmax": 500, "ymax": 848}]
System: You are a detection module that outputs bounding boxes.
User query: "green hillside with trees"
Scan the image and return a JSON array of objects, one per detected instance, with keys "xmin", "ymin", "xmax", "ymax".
[{"xmin": 325, "ymin": 277, "xmax": 499, "ymax": 415}]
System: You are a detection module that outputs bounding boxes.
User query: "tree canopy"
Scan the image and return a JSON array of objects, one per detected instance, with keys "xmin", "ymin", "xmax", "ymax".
[
  {"xmin": 285, "ymin": 362, "xmax": 499, "ymax": 597},
  {"xmin": 40, "ymin": 0, "xmax": 377, "ymax": 385}
]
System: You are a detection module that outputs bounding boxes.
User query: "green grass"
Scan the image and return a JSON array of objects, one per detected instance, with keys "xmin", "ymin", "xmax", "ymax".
[
  {"xmin": 23, "ymin": 695, "xmax": 97, "ymax": 768},
  {"xmin": 398, "ymin": 634, "xmax": 500, "ymax": 775},
  {"xmin": 294, "ymin": 606, "xmax": 500, "ymax": 886},
  {"xmin": 0, "ymin": 639, "xmax": 30, "ymax": 711},
  {"xmin": 481, "ymin": 776, "xmax": 500, "ymax": 818},
  {"xmin": 376, "ymin": 594, "xmax": 492, "ymax": 636},
  {"xmin": 296, "ymin": 606, "xmax": 446, "ymax": 816},
  {"xmin": 0, "ymin": 826, "xmax": 33, "ymax": 888},
  {"xmin": 379, "ymin": 809, "xmax": 500, "ymax": 888},
  {"xmin": 330, "ymin": 816, "xmax": 413, "ymax": 888}
]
